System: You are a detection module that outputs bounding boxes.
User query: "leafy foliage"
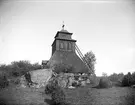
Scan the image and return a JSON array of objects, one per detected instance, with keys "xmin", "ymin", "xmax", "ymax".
[
  {"xmin": 131, "ymin": 72, "xmax": 135, "ymax": 85},
  {"xmin": 0, "ymin": 60, "xmax": 42, "ymax": 78},
  {"xmin": 108, "ymin": 73, "xmax": 124, "ymax": 82},
  {"xmin": 121, "ymin": 72, "xmax": 135, "ymax": 87},
  {"xmin": 89, "ymin": 74, "xmax": 99, "ymax": 85},
  {"xmin": 45, "ymin": 77, "xmax": 66, "ymax": 105},
  {"xmin": 0, "ymin": 72, "xmax": 9, "ymax": 88},
  {"xmin": 98, "ymin": 77, "xmax": 112, "ymax": 88},
  {"xmin": 102, "ymin": 72, "xmax": 108, "ymax": 77},
  {"xmin": 51, "ymin": 88, "xmax": 66, "ymax": 105},
  {"xmin": 45, "ymin": 78, "xmax": 59, "ymax": 95},
  {"xmin": 84, "ymin": 51, "xmax": 96, "ymax": 75},
  {"xmin": 53, "ymin": 63, "xmax": 74, "ymax": 73}
]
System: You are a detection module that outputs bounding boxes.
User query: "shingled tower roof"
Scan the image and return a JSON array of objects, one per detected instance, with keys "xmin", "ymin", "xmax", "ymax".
[{"xmin": 48, "ymin": 26, "xmax": 89, "ymax": 73}]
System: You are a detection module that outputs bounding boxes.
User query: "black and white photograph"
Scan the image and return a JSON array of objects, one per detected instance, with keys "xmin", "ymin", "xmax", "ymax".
[{"xmin": 0, "ymin": 0, "xmax": 135, "ymax": 105}]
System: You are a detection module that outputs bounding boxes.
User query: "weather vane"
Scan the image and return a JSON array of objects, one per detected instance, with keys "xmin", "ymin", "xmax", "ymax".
[{"xmin": 62, "ymin": 21, "xmax": 65, "ymax": 30}]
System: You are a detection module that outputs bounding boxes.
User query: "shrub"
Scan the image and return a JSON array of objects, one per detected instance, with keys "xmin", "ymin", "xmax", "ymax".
[
  {"xmin": 108, "ymin": 73, "xmax": 124, "ymax": 82},
  {"xmin": 0, "ymin": 60, "xmax": 42, "ymax": 78},
  {"xmin": 89, "ymin": 74, "xmax": 99, "ymax": 85},
  {"xmin": 11, "ymin": 61, "xmax": 42, "ymax": 77},
  {"xmin": 51, "ymin": 88, "xmax": 66, "ymax": 105},
  {"xmin": 52, "ymin": 63, "xmax": 74, "ymax": 73},
  {"xmin": 122, "ymin": 72, "xmax": 133, "ymax": 87},
  {"xmin": 45, "ymin": 77, "xmax": 66, "ymax": 105},
  {"xmin": 98, "ymin": 77, "xmax": 112, "ymax": 88},
  {"xmin": 13, "ymin": 78, "xmax": 21, "ymax": 85},
  {"xmin": 45, "ymin": 78, "xmax": 59, "ymax": 95},
  {"xmin": 0, "ymin": 74, "xmax": 9, "ymax": 88},
  {"xmin": 131, "ymin": 72, "xmax": 135, "ymax": 85},
  {"xmin": 122, "ymin": 75, "xmax": 129, "ymax": 86}
]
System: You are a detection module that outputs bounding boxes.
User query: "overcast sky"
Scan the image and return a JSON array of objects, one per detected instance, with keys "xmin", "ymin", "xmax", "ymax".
[{"xmin": 0, "ymin": 0, "xmax": 135, "ymax": 76}]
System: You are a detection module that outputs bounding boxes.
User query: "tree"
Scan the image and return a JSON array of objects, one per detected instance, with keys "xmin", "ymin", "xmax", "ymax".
[
  {"xmin": 122, "ymin": 72, "xmax": 133, "ymax": 86},
  {"xmin": 102, "ymin": 72, "xmax": 108, "ymax": 77},
  {"xmin": 108, "ymin": 72, "xmax": 124, "ymax": 82},
  {"xmin": 11, "ymin": 60, "xmax": 32, "ymax": 76},
  {"xmin": 10, "ymin": 60, "xmax": 42, "ymax": 77},
  {"xmin": 84, "ymin": 51, "xmax": 96, "ymax": 74}
]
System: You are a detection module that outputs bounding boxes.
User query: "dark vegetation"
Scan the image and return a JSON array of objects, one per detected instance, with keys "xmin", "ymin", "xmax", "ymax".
[
  {"xmin": 45, "ymin": 77, "xmax": 68, "ymax": 105},
  {"xmin": 98, "ymin": 77, "xmax": 112, "ymax": 88},
  {"xmin": 89, "ymin": 74, "xmax": 99, "ymax": 86},
  {"xmin": 122, "ymin": 72, "xmax": 135, "ymax": 87},
  {"xmin": 52, "ymin": 63, "xmax": 75, "ymax": 74},
  {"xmin": 0, "ymin": 60, "xmax": 42, "ymax": 77},
  {"xmin": 84, "ymin": 51, "xmax": 96, "ymax": 74},
  {"xmin": 99, "ymin": 72, "xmax": 135, "ymax": 88},
  {"xmin": 0, "ymin": 60, "xmax": 42, "ymax": 89},
  {"xmin": 0, "ymin": 73, "xmax": 9, "ymax": 89}
]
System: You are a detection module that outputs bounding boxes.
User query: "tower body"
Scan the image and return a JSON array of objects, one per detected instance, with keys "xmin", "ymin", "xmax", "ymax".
[{"xmin": 48, "ymin": 29, "xmax": 89, "ymax": 73}]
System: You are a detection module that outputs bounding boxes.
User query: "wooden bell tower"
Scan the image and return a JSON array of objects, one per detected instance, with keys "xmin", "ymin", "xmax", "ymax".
[
  {"xmin": 48, "ymin": 24, "xmax": 89, "ymax": 73},
  {"xmin": 51, "ymin": 27, "xmax": 76, "ymax": 55}
]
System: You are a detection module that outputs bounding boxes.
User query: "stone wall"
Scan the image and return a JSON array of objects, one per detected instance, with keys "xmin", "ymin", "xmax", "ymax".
[{"xmin": 56, "ymin": 73, "xmax": 90, "ymax": 88}]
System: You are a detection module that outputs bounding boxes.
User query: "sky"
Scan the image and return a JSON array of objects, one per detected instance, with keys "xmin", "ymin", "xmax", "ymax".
[{"xmin": 0, "ymin": 0, "xmax": 135, "ymax": 76}]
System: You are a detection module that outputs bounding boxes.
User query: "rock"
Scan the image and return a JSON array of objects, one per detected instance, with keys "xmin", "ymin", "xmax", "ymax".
[
  {"xmin": 30, "ymin": 69, "xmax": 53, "ymax": 86},
  {"xmin": 19, "ymin": 69, "xmax": 53, "ymax": 88},
  {"xmin": 86, "ymin": 79, "xmax": 90, "ymax": 84},
  {"xmin": 68, "ymin": 86, "xmax": 75, "ymax": 89},
  {"xmin": 81, "ymin": 81, "xmax": 86, "ymax": 86},
  {"xmin": 58, "ymin": 79, "xmax": 68, "ymax": 88}
]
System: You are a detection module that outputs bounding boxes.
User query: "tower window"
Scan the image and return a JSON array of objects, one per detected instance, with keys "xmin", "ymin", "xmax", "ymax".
[
  {"xmin": 68, "ymin": 42, "xmax": 72, "ymax": 50},
  {"xmin": 60, "ymin": 42, "xmax": 64, "ymax": 49}
]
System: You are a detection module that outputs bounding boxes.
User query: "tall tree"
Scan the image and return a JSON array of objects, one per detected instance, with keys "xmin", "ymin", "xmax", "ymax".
[{"xmin": 84, "ymin": 51, "xmax": 96, "ymax": 75}]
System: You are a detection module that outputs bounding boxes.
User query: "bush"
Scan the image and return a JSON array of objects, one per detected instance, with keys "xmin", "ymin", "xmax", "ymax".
[
  {"xmin": 131, "ymin": 72, "xmax": 135, "ymax": 85},
  {"xmin": 51, "ymin": 88, "xmax": 66, "ymax": 105},
  {"xmin": 0, "ymin": 60, "xmax": 42, "ymax": 78},
  {"xmin": 122, "ymin": 75, "xmax": 129, "ymax": 86},
  {"xmin": 108, "ymin": 73, "xmax": 124, "ymax": 82},
  {"xmin": 45, "ymin": 77, "xmax": 66, "ymax": 105},
  {"xmin": 0, "ymin": 74, "xmax": 9, "ymax": 88},
  {"xmin": 13, "ymin": 78, "xmax": 21, "ymax": 85},
  {"xmin": 45, "ymin": 78, "xmax": 59, "ymax": 95},
  {"xmin": 98, "ymin": 77, "xmax": 112, "ymax": 88},
  {"xmin": 122, "ymin": 72, "xmax": 133, "ymax": 87},
  {"xmin": 53, "ymin": 63, "xmax": 74, "ymax": 73},
  {"xmin": 11, "ymin": 61, "xmax": 42, "ymax": 77},
  {"xmin": 89, "ymin": 74, "xmax": 99, "ymax": 85}
]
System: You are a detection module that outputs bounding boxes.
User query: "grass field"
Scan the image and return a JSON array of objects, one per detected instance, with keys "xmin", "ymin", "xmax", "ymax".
[
  {"xmin": 64, "ymin": 86, "xmax": 135, "ymax": 105},
  {"xmin": 0, "ymin": 84, "xmax": 134, "ymax": 105}
]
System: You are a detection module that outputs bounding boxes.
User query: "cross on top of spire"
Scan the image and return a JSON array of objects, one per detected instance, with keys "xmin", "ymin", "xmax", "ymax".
[
  {"xmin": 62, "ymin": 21, "xmax": 65, "ymax": 30},
  {"xmin": 60, "ymin": 21, "xmax": 69, "ymax": 33}
]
